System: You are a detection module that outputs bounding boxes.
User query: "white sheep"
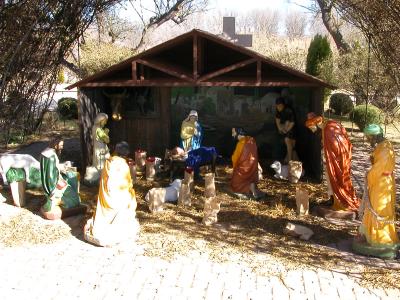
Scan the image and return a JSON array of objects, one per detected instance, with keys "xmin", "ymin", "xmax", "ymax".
[
  {"xmin": 270, "ymin": 161, "xmax": 289, "ymax": 180},
  {"xmin": 271, "ymin": 160, "xmax": 305, "ymax": 182},
  {"xmin": 145, "ymin": 179, "xmax": 182, "ymax": 203}
]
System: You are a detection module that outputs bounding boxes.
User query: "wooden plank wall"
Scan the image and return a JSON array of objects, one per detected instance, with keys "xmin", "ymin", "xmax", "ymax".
[
  {"xmin": 309, "ymin": 87, "xmax": 324, "ymax": 182},
  {"xmin": 78, "ymin": 88, "xmax": 106, "ymax": 173},
  {"xmin": 109, "ymin": 87, "xmax": 171, "ymax": 157}
]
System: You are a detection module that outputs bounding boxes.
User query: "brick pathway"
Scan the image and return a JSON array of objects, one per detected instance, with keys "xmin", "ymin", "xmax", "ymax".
[
  {"xmin": 0, "ymin": 230, "xmax": 398, "ymax": 300},
  {"xmin": 0, "ymin": 202, "xmax": 399, "ymax": 300}
]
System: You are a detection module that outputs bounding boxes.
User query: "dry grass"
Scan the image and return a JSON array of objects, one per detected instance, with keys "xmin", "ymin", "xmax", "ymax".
[{"xmin": 0, "ymin": 206, "xmax": 72, "ymax": 247}]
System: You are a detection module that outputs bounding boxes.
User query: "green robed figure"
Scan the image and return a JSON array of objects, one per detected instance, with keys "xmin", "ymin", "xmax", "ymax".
[{"xmin": 40, "ymin": 136, "xmax": 82, "ymax": 220}]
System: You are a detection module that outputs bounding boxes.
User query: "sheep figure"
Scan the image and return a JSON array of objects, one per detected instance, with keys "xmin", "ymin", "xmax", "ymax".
[
  {"xmin": 145, "ymin": 179, "xmax": 182, "ymax": 204},
  {"xmin": 270, "ymin": 160, "xmax": 305, "ymax": 182},
  {"xmin": 270, "ymin": 161, "xmax": 289, "ymax": 180}
]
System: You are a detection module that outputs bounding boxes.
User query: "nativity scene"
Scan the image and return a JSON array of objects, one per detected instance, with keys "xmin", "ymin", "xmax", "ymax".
[{"xmin": 0, "ymin": 28, "xmax": 397, "ymax": 262}]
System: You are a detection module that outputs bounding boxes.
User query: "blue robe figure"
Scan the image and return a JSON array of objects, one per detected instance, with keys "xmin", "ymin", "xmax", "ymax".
[{"xmin": 180, "ymin": 110, "xmax": 203, "ymax": 152}]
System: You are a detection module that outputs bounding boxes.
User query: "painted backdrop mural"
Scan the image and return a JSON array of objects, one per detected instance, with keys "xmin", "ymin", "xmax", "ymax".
[{"xmin": 170, "ymin": 87, "xmax": 312, "ymax": 164}]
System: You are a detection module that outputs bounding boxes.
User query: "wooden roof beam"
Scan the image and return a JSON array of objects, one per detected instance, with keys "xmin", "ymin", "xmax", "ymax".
[
  {"xmin": 197, "ymin": 58, "xmax": 257, "ymax": 82},
  {"xmin": 193, "ymin": 33, "xmax": 198, "ymax": 80},
  {"xmin": 136, "ymin": 58, "xmax": 194, "ymax": 82},
  {"xmin": 257, "ymin": 60, "xmax": 261, "ymax": 84},
  {"xmin": 78, "ymin": 79, "xmax": 320, "ymax": 88}
]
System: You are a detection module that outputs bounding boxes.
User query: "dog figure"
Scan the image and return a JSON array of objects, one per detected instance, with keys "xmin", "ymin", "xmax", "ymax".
[
  {"xmin": 145, "ymin": 179, "xmax": 182, "ymax": 203},
  {"xmin": 0, "ymin": 154, "xmax": 40, "ymax": 184}
]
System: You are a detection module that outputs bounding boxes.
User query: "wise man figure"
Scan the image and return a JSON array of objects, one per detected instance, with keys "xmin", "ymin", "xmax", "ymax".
[
  {"xmin": 305, "ymin": 113, "xmax": 360, "ymax": 213},
  {"xmin": 231, "ymin": 127, "xmax": 265, "ymax": 200},
  {"xmin": 40, "ymin": 135, "xmax": 83, "ymax": 220},
  {"xmin": 180, "ymin": 110, "xmax": 203, "ymax": 152},
  {"xmin": 84, "ymin": 141, "xmax": 139, "ymax": 247},
  {"xmin": 353, "ymin": 124, "xmax": 399, "ymax": 259}
]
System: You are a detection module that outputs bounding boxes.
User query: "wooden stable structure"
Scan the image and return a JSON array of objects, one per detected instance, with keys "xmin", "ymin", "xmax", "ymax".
[{"xmin": 69, "ymin": 29, "xmax": 334, "ymax": 180}]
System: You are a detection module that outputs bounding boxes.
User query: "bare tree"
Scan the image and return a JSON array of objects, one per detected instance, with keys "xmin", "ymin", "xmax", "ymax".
[
  {"xmin": 312, "ymin": 0, "xmax": 351, "ymax": 53},
  {"xmin": 0, "ymin": 0, "xmax": 121, "ymax": 145},
  {"xmin": 128, "ymin": 0, "xmax": 209, "ymax": 51},
  {"xmin": 247, "ymin": 9, "xmax": 280, "ymax": 37},
  {"xmin": 285, "ymin": 11, "xmax": 309, "ymax": 39}
]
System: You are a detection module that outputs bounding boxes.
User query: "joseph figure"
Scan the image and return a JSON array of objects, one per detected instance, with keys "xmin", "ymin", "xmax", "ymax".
[{"xmin": 40, "ymin": 136, "xmax": 83, "ymax": 220}]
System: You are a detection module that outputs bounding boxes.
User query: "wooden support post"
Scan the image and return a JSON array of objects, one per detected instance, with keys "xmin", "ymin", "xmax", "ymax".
[
  {"xmin": 257, "ymin": 60, "xmax": 261, "ymax": 85},
  {"xmin": 193, "ymin": 33, "xmax": 198, "ymax": 80},
  {"xmin": 198, "ymin": 36, "xmax": 204, "ymax": 77},
  {"xmin": 132, "ymin": 61, "xmax": 137, "ymax": 81},
  {"xmin": 139, "ymin": 64, "xmax": 145, "ymax": 80}
]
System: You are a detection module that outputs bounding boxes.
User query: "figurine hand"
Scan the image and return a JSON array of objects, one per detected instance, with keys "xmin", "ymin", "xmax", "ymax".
[{"xmin": 104, "ymin": 128, "xmax": 109, "ymax": 134}]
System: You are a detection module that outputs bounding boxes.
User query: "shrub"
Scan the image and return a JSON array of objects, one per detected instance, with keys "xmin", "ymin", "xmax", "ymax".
[
  {"xmin": 57, "ymin": 97, "xmax": 78, "ymax": 120},
  {"xmin": 350, "ymin": 104, "xmax": 383, "ymax": 131},
  {"xmin": 329, "ymin": 93, "xmax": 354, "ymax": 115}
]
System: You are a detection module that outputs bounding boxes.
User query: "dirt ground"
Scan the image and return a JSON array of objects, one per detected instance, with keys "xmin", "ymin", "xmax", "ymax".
[{"xmin": 0, "ymin": 120, "xmax": 399, "ymax": 289}]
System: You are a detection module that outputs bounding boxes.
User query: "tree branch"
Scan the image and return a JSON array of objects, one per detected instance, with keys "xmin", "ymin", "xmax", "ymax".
[{"xmin": 316, "ymin": 0, "xmax": 351, "ymax": 53}]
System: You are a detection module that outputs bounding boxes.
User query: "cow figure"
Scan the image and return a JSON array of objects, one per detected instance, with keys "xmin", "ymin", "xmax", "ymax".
[{"xmin": 103, "ymin": 89, "xmax": 127, "ymax": 121}]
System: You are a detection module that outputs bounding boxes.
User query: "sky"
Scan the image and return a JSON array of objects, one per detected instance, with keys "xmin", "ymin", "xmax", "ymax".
[
  {"xmin": 119, "ymin": 0, "xmax": 314, "ymax": 22},
  {"xmin": 209, "ymin": 0, "xmax": 313, "ymax": 13}
]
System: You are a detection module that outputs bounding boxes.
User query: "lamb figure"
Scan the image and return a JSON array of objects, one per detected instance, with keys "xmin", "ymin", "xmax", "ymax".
[
  {"xmin": 145, "ymin": 179, "xmax": 182, "ymax": 204},
  {"xmin": 270, "ymin": 161, "xmax": 289, "ymax": 180},
  {"xmin": 270, "ymin": 160, "xmax": 305, "ymax": 181}
]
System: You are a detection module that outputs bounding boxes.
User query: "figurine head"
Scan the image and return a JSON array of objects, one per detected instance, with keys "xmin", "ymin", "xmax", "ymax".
[
  {"xmin": 275, "ymin": 97, "xmax": 285, "ymax": 112},
  {"xmin": 187, "ymin": 110, "xmax": 198, "ymax": 122},
  {"xmin": 94, "ymin": 113, "xmax": 108, "ymax": 127},
  {"xmin": 114, "ymin": 141, "xmax": 130, "ymax": 158},
  {"xmin": 232, "ymin": 127, "xmax": 245, "ymax": 141},
  {"xmin": 305, "ymin": 112, "xmax": 323, "ymax": 133},
  {"xmin": 364, "ymin": 124, "xmax": 384, "ymax": 147},
  {"xmin": 49, "ymin": 135, "xmax": 63, "ymax": 154}
]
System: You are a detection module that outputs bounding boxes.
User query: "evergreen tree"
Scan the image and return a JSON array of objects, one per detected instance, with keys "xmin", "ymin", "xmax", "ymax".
[{"xmin": 306, "ymin": 34, "xmax": 332, "ymax": 77}]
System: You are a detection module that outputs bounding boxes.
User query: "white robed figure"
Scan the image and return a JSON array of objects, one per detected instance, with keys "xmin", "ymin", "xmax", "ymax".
[{"xmin": 92, "ymin": 113, "xmax": 110, "ymax": 170}]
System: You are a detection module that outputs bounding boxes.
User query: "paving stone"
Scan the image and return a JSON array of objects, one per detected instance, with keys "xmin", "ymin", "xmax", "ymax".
[
  {"xmin": 270, "ymin": 276, "xmax": 290, "ymax": 300},
  {"xmin": 221, "ymin": 288, "xmax": 248, "ymax": 300},
  {"xmin": 316, "ymin": 269, "xmax": 340, "ymax": 299},
  {"xmin": 248, "ymin": 288, "xmax": 273, "ymax": 300},
  {"xmin": 353, "ymin": 285, "xmax": 379, "ymax": 300},
  {"xmin": 331, "ymin": 271, "xmax": 356, "ymax": 300},
  {"xmin": 284, "ymin": 270, "xmax": 306, "ymax": 296},
  {"xmin": 303, "ymin": 270, "xmax": 321, "ymax": 300},
  {"xmin": 205, "ymin": 282, "xmax": 224, "ymax": 300},
  {"xmin": 383, "ymin": 288, "xmax": 400, "ymax": 300}
]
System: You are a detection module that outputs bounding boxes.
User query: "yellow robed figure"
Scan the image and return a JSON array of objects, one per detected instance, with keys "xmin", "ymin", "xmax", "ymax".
[
  {"xmin": 353, "ymin": 124, "xmax": 399, "ymax": 259},
  {"xmin": 84, "ymin": 142, "xmax": 139, "ymax": 247}
]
